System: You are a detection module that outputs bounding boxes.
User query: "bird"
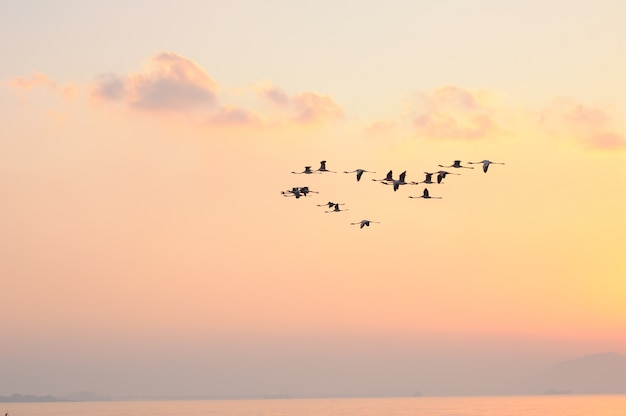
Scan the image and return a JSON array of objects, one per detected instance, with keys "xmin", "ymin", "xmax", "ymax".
[
  {"xmin": 382, "ymin": 171, "xmax": 414, "ymax": 191},
  {"xmin": 298, "ymin": 186, "xmax": 318, "ymax": 197},
  {"xmin": 317, "ymin": 201, "xmax": 345, "ymax": 208},
  {"xmin": 350, "ymin": 219, "xmax": 380, "ymax": 229},
  {"xmin": 435, "ymin": 170, "xmax": 460, "ymax": 184},
  {"xmin": 417, "ymin": 172, "xmax": 437, "ymax": 184},
  {"xmin": 281, "ymin": 187, "xmax": 303, "ymax": 198},
  {"xmin": 409, "ymin": 188, "xmax": 441, "ymax": 199},
  {"xmin": 343, "ymin": 168, "xmax": 376, "ymax": 181},
  {"xmin": 439, "ymin": 160, "xmax": 474, "ymax": 169},
  {"xmin": 325, "ymin": 203, "xmax": 349, "ymax": 213},
  {"xmin": 317, "ymin": 160, "xmax": 336, "ymax": 173},
  {"xmin": 291, "ymin": 166, "xmax": 319, "ymax": 174},
  {"xmin": 371, "ymin": 170, "xmax": 394, "ymax": 183},
  {"xmin": 468, "ymin": 159, "xmax": 505, "ymax": 173}
]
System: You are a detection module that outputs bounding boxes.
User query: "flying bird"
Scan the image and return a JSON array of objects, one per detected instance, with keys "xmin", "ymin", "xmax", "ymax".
[
  {"xmin": 343, "ymin": 169, "xmax": 376, "ymax": 181},
  {"xmin": 291, "ymin": 166, "xmax": 319, "ymax": 175},
  {"xmin": 439, "ymin": 160, "xmax": 474, "ymax": 169},
  {"xmin": 298, "ymin": 186, "xmax": 318, "ymax": 196},
  {"xmin": 417, "ymin": 172, "xmax": 437, "ymax": 184},
  {"xmin": 317, "ymin": 201, "xmax": 345, "ymax": 208},
  {"xmin": 325, "ymin": 203, "xmax": 349, "ymax": 213},
  {"xmin": 317, "ymin": 160, "xmax": 336, "ymax": 173},
  {"xmin": 408, "ymin": 188, "xmax": 441, "ymax": 199},
  {"xmin": 281, "ymin": 187, "xmax": 303, "ymax": 198},
  {"xmin": 468, "ymin": 159, "xmax": 505, "ymax": 173},
  {"xmin": 382, "ymin": 171, "xmax": 414, "ymax": 191},
  {"xmin": 371, "ymin": 170, "xmax": 394, "ymax": 183},
  {"xmin": 350, "ymin": 219, "xmax": 380, "ymax": 229},
  {"xmin": 435, "ymin": 170, "xmax": 460, "ymax": 184}
]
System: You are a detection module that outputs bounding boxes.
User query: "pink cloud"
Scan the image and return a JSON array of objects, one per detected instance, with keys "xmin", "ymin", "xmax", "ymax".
[
  {"xmin": 291, "ymin": 92, "xmax": 343, "ymax": 124},
  {"xmin": 9, "ymin": 72, "xmax": 56, "ymax": 90},
  {"xmin": 7, "ymin": 72, "xmax": 79, "ymax": 101},
  {"xmin": 543, "ymin": 99, "xmax": 626, "ymax": 150},
  {"xmin": 210, "ymin": 105, "xmax": 260, "ymax": 126},
  {"xmin": 411, "ymin": 85, "xmax": 498, "ymax": 140},
  {"xmin": 91, "ymin": 52, "xmax": 218, "ymax": 112}
]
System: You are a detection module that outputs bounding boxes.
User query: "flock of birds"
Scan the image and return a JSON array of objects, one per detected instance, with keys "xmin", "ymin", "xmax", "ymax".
[{"xmin": 282, "ymin": 159, "xmax": 504, "ymax": 229}]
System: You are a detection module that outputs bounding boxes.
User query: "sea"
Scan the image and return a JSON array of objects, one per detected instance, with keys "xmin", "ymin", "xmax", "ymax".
[{"xmin": 4, "ymin": 395, "xmax": 625, "ymax": 416}]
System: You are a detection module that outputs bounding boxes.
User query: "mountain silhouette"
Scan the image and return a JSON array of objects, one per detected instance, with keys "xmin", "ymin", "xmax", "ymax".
[{"xmin": 514, "ymin": 352, "xmax": 626, "ymax": 395}]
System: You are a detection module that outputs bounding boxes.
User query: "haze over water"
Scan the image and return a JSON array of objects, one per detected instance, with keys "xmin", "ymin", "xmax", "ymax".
[{"xmin": 6, "ymin": 396, "xmax": 626, "ymax": 416}]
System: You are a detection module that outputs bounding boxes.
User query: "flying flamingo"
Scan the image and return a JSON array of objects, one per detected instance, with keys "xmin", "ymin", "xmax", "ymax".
[
  {"xmin": 350, "ymin": 220, "xmax": 380, "ymax": 229},
  {"xmin": 325, "ymin": 203, "xmax": 349, "ymax": 213},
  {"xmin": 298, "ymin": 186, "xmax": 318, "ymax": 196},
  {"xmin": 408, "ymin": 188, "xmax": 442, "ymax": 199},
  {"xmin": 281, "ymin": 187, "xmax": 303, "ymax": 198},
  {"xmin": 417, "ymin": 172, "xmax": 437, "ymax": 184},
  {"xmin": 382, "ymin": 171, "xmax": 415, "ymax": 191},
  {"xmin": 317, "ymin": 160, "xmax": 336, "ymax": 173},
  {"xmin": 317, "ymin": 201, "xmax": 345, "ymax": 208},
  {"xmin": 468, "ymin": 159, "xmax": 505, "ymax": 173},
  {"xmin": 371, "ymin": 170, "xmax": 394, "ymax": 183},
  {"xmin": 291, "ymin": 166, "xmax": 319, "ymax": 175},
  {"xmin": 343, "ymin": 168, "xmax": 376, "ymax": 181},
  {"xmin": 435, "ymin": 170, "xmax": 460, "ymax": 184},
  {"xmin": 439, "ymin": 160, "xmax": 474, "ymax": 169}
]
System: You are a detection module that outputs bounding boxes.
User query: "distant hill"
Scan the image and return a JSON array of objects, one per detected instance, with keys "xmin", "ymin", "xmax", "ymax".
[{"xmin": 513, "ymin": 352, "xmax": 626, "ymax": 395}]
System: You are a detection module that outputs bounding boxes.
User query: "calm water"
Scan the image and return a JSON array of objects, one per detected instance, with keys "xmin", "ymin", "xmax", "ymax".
[{"xmin": 4, "ymin": 395, "xmax": 626, "ymax": 416}]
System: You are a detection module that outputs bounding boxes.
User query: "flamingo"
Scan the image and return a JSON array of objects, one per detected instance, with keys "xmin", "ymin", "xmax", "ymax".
[
  {"xmin": 317, "ymin": 160, "xmax": 336, "ymax": 173},
  {"xmin": 371, "ymin": 170, "xmax": 394, "ymax": 183},
  {"xmin": 382, "ymin": 171, "xmax": 414, "ymax": 191},
  {"xmin": 350, "ymin": 219, "xmax": 380, "ymax": 229},
  {"xmin": 298, "ymin": 186, "xmax": 318, "ymax": 197},
  {"xmin": 343, "ymin": 168, "xmax": 376, "ymax": 181},
  {"xmin": 417, "ymin": 172, "xmax": 437, "ymax": 184},
  {"xmin": 468, "ymin": 159, "xmax": 505, "ymax": 173},
  {"xmin": 281, "ymin": 187, "xmax": 303, "ymax": 198},
  {"xmin": 408, "ymin": 188, "xmax": 441, "ymax": 199},
  {"xmin": 317, "ymin": 201, "xmax": 345, "ymax": 208},
  {"xmin": 435, "ymin": 170, "xmax": 460, "ymax": 184},
  {"xmin": 325, "ymin": 203, "xmax": 349, "ymax": 213},
  {"xmin": 291, "ymin": 166, "xmax": 319, "ymax": 174},
  {"xmin": 439, "ymin": 160, "xmax": 473, "ymax": 169}
]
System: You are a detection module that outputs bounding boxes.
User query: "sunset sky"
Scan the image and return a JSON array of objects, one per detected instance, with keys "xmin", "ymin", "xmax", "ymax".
[{"xmin": 1, "ymin": 0, "xmax": 625, "ymax": 398}]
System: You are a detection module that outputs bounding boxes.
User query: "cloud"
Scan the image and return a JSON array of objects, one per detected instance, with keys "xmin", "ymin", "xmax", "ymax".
[
  {"xmin": 541, "ymin": 99, "xmax": 626, "ymax": 150},
  {"xmin": 7, "ymin": 72, "xmax": 79, "ymax": 100},
  {"xmin": 91, "ymin": 52, "xmax": 218, "ymax": 112},
  {"xmin": 90, "ymin": 54, "xmax": 344, "ymax": 128},
  {"xmin": 410, "ymin": 85, "xmax": 498, "ymax": 140},
  {"xmin": 257, "ymin": 84, "xmax": 344, "ymax": 125},
  {"xmin": 209, "ymin": 105, "xmax": 260, "ymax": 126}
]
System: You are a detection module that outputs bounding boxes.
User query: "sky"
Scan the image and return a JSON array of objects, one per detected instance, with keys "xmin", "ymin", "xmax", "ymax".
[{"xmin": 1, "ymin": 0, "xmax": 625, "ymax": 398}]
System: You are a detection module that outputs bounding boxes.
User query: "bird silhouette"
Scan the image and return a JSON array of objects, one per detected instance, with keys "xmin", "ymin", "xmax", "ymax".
[
  {"xmin": 409, "ymin": 188, "xmax": 441, "ymax": 199},
  {"xmin": 317, "ymin": 160, "xmax": 336, "ymax": 173},
  {"xmin": 435, "ymin": 170, "xmax": 460, "ymax": 184},
  {"xmin": 343, "ymin": 168, "xmax": 376, "ymax": 181},
  {"xmin": 291, "ymin": 166, "xmax": 319, "ymax": 174},
  {"xmin": 468, "ymin": 159, "xmax": 505, "ymax": 173},
  {"xmin": 298, "ymin": 186, "xmax": 318, "ymax": 196},
  {"xmin": 371, "ymin": 170, "xmax": 394, "ymax": 183},
  {"xmin": 350, "ymin": 219, "xmax": 380, "ymax": 229},
  {"xmin": 382, "ymin": 171, "xmax": 415, "ymax": 191},
  {"xmin": 417, "ymin": 172, "xmax": 437, "ymax": 184},
  {"xmin": 317, "ymin": 201, "xmax": 345, "ymax": 208},
  {"xmin": 439, "ymin": 160, "xmax": 473, "ymax": 169},
  {"xmin": 281, "ymin": 187, "xmax": 303, "ymax": 198},
  {"xmin": 325, "ymin": 203, "xmax": 349, "ymax": 213}
]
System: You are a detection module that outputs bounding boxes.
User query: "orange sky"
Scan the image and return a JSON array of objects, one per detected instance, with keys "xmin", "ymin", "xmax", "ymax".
[{"xmin": 1, "ymin": 1, "xmax": 625, "ymax": 398}]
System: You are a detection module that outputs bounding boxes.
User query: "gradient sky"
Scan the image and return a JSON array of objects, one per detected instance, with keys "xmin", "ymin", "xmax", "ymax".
[{"xmin": 1, "ymin": 0, "xmax": 625, "ymax": 398}]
